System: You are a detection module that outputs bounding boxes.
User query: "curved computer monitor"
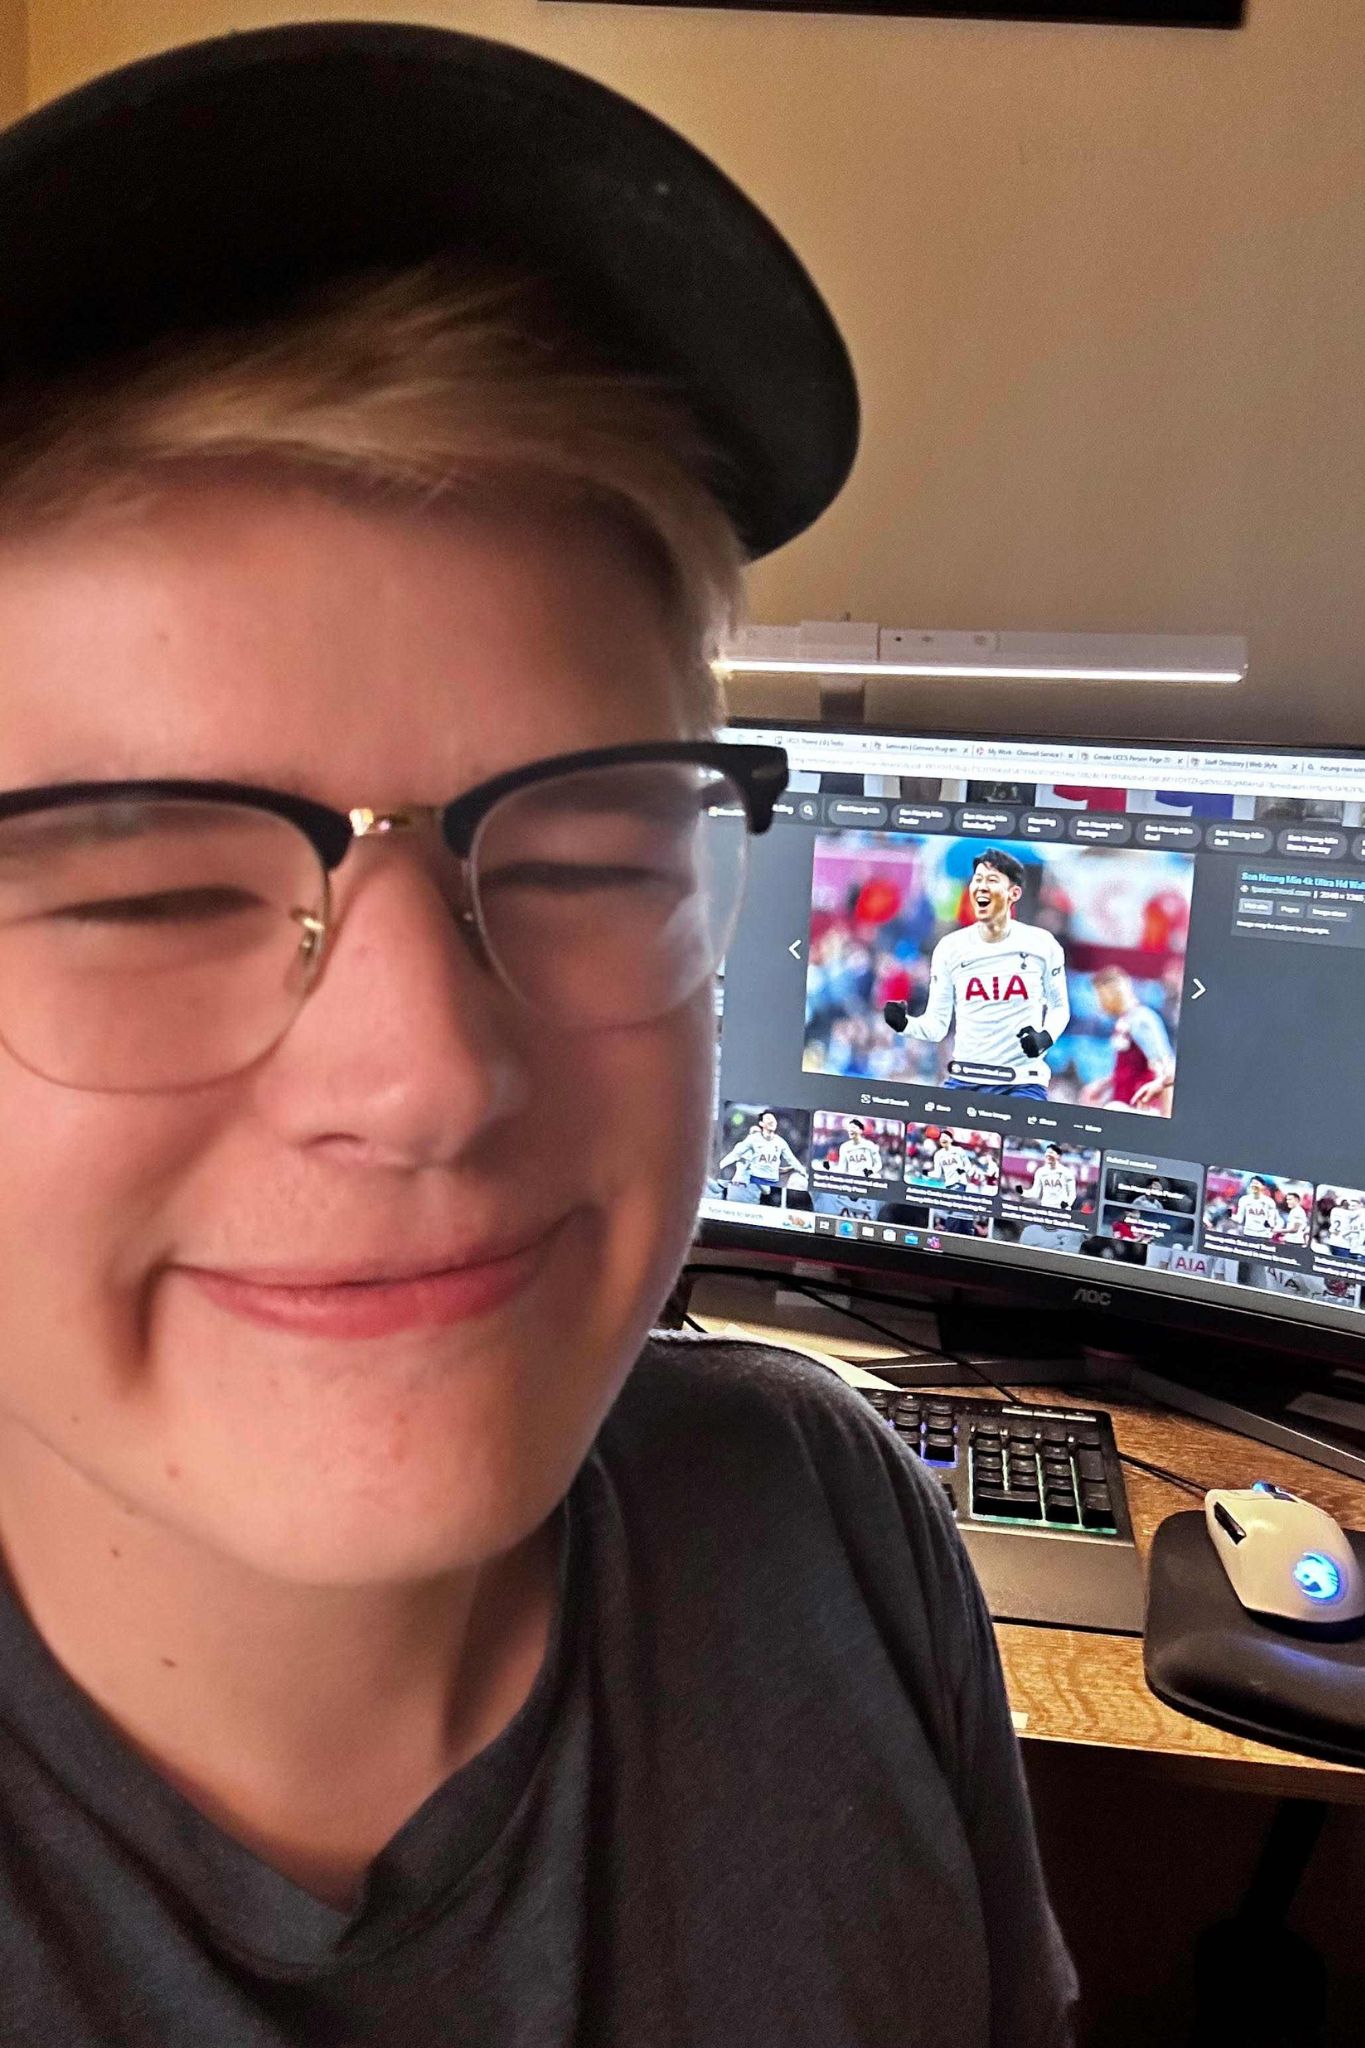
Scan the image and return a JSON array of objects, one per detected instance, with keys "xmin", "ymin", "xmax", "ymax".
[{"xmin": 699, "ymin": 717, "xmax": 1365, "ymax": 1372}]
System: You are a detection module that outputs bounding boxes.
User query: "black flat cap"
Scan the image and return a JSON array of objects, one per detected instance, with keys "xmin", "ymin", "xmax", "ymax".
[{"xmin": 0, "ymin": 20, "xmax": 858, "ymax": 558}]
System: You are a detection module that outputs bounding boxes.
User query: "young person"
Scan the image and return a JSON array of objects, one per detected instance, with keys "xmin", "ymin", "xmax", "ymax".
[
  {"xmin": 1233, "ymin": 1176, "xmax": 1282, "ymax": 1239},
  {"xmin": 884, "ymin": 849, "xmax": 1070, "ymax": 1101},
  {"xmin": 835, "ymin": 1115, "xmax": 883, "ymax": 1177},
  {"xmin": 718, "ymin": 1109, "xmax": 808, "ymax": 1198},
  {"xmin": 1031, "ymin": 1147, "xmax": 1077, "ymax": 1212},
  {"xmin": 0, "ymin": 23, "xmax": 1075, "ymax": 2044}
]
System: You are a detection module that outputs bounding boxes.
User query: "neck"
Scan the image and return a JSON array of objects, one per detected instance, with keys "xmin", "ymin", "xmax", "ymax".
[
  {"xmin": 0, "ymin": 1422, "xmax": 560, "ymax": 1909},
  {"xmin": 978, "ymin": 909, "xmax": 1012, "ymax": 943}
]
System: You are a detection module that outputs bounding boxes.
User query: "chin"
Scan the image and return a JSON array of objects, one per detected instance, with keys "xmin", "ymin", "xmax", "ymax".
[
  {"xmin": 217, "ymin": 1471, "xmax": 564, "ymax": 1588},
  {"xmin": 140, "ymin": 1220, "xmax": 677, "ymax": 1586}
]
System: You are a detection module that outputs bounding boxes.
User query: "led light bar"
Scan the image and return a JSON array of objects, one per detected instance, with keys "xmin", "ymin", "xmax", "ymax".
[{"xmin": 712, "ymin": 626, "xmax": 1248, "ymax": 688}]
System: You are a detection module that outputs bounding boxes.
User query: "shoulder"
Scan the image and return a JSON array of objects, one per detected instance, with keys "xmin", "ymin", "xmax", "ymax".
[
  {"xmin": 1022, "ymin": 921, "xmax": 1065, "ymax": 960},
  {"xmin": 932, "ymin": 926, "xmax": 970, "ymax": 964},
  {"xmin": 598, "ymin": 1333, "xmax": 959, "ymax": 1573},
  {"xmin": 585, "ymin": 1335, "xmax": 1011, "ymax": 1831}
]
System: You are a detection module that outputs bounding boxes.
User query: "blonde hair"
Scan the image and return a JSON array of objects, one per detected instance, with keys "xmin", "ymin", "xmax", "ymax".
[{"xmin": 0, "ymin": 264, "xmax": 744, "ymax": 728}]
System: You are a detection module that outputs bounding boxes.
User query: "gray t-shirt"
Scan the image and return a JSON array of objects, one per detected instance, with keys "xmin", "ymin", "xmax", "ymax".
[{"xmin": 0, "ymin": 1336, "xmax": 1076, "ymax": 2046}]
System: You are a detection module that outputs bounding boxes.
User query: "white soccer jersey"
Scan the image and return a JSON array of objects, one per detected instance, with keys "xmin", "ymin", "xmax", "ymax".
[
  {"xmin": 1234, "ymin": 1191, "xmax": 1281, "ymax": 1238},
  {"xmin": 720, "ymin": 1131, "xmax": 803, "ymax": 1184},
  {"xmin": 935, "ymin": 1143, "xmax": 977, "ymax": 1189},
  {"xmin": 1326, "ymin": 1203, "xmax": 1365, "ymax": 1252},
  {"xmin": 836, "ymin": 1138, "xmax": 883, "ymax": 1177},
  {"xmin": 1280, "ymin": 1205, "xmax": 1310, "ymax": 1246},
  {"xmin": 899, "ymin": 919, "xmax": 1070, "ymax": 1086},
  {"xmin": 1032, "ymin": 1164, "xmax": 1077, "ymax": 1210}
]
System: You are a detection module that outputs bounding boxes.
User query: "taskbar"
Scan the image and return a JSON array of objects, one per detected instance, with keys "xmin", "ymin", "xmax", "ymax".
[{"xmin": 694, "ymin": 1194, "xmax": 1365, "ymax": 1340}]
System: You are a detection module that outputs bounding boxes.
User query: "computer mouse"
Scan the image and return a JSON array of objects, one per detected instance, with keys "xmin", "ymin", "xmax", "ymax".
[{"xmin": 1205, "ymin": 1484, "xmax": 1365, "ymax": 1628}]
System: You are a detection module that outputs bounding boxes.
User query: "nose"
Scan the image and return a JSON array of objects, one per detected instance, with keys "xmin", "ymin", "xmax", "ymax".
[{"xmin": 251, "ymin": 837, "xmax": 531, "ymax": 1170}]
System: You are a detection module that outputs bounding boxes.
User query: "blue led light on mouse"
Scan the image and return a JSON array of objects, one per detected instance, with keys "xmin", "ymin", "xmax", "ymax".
[{"xmin": 1292, "ymin": 1552, "xmax": 1344, "ymax": 1603}]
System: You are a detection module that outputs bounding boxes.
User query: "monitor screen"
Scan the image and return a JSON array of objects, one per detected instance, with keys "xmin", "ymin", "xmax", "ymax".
[{"xmin": 700, "ymin": 720, "xmax": 1365, "ymax": 1351}]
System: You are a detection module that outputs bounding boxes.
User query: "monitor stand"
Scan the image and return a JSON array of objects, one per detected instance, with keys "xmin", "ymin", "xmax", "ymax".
[
  {"xmin": 683, "ymin": 1268, "xmax": 1125, "ymax": 1394},
  {"xmin": 683, "ymin": 1263, "xmax": 1365, "ymax": 1481},
  {"xmin": 1129, "ymin": 1353, "xmax": 1365, "ymax": 1485}
]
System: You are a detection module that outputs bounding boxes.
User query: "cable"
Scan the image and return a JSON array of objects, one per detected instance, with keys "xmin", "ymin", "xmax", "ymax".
[
  {"xmin": 682, "ymin": 1313, "xmax": 707, "ymax": 1335},
  {"xmin": 779, "ymin": 1276, "xmax": 1019, "ymax": 1407},
  {"xmin": 1114, "ymin": 1451, "xmax": 1207, "ymax": 1501},
  {"xmin": 687, "ymin": 1260, "xmax": 1216, "ymax": 1498}
]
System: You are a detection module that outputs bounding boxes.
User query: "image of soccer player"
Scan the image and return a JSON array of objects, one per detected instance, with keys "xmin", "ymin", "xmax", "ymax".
[
  {"xmin": 934, "ymin": 1134, "xmax": 979, "ymax": 1190},
  {"xmin": 882, "ymin": 848, "xmax": 1069, "ymax": 1100},
  {"xmin": 1280, "ymin": 1190, "xmax": 1311, "ymax": 1247},
  {"xmin": 1324, "ymin": 1193, "xmax": 1365, "ymax": 1258},
  {"xmin": 835, "ymin": 1117, "xmax": 883, "ymax": 1178},
  {"xmin": 1133, "ymin": 1179, "xmax": 1168, "ymax": 1214},
  {"xmin": 1031, "ymin": 1146, "xmax": 1077, "ymax": 1211},
  {"xmin": 717, "ymin": 1111, "xmax": 807, "ymax": 1202},
  {"xmin": 1083, "ymin": 966, "xmax": 1176, "ymax": 1113},
  {"xmin": 1234, "ymin": 1176, "xmax": 1281, "ymax": 1239}
]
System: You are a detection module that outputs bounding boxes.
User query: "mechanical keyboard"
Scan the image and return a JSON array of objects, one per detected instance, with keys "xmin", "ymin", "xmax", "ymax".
[{"xmin": 857, "ymin": 1390, "xmax": 1145, "ymax": 1634}]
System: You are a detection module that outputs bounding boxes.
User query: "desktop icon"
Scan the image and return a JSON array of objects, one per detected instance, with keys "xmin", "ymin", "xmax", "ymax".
[
  {"xmin": 927, "ymin": 1234, "xmax": 943, "ymax": 1252},
  {"xmin": 836, "ymin": 1219, "xmax": 856, "ymax": 1238}
]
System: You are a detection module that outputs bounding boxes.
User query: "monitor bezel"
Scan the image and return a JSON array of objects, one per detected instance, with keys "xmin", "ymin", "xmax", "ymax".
[{"xmin": 700, "ymin": 712, "xmax": 1365, "ymax": 1375}]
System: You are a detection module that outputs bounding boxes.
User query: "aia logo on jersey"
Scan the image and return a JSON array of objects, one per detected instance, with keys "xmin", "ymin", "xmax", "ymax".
[{"xmin": 963, "ymin": 972, "xmax": 1029, "ymax": 1004}]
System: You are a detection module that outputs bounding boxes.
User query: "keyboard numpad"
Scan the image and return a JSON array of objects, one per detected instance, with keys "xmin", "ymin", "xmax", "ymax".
[{"xmin": 866, "ymin": 1394, "xmax": 1125, "ymax": 1542}]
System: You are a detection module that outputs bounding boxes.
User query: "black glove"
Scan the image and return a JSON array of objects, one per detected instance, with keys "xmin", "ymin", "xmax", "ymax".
[
  {"xmin": 883, "ymin": 1000, "xmax": 909, "ymax": 1032},
  {"xmin": 1017, "ymin": 1026, "xmax": 1054, "ymax": 1060}
]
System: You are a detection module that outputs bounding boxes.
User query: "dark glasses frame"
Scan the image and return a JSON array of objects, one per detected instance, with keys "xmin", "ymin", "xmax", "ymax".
[{"xmin": 0, "ymin": 740, "xmax": 790, "ymax": 862}]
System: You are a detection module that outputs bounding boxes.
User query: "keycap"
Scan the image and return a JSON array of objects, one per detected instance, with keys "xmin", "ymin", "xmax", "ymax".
[
  {"xmin": 973, "ymin": 1486, "xmax": 1043, "ymax": 1520},
  {"xmin": 1041, "ymin": 1420, "xmax": 1069, "ymax": 1443},
  {"xmin": 1044, "ymin": 1492, "xmax": 1079, "ymax": 1523},
  {"xmin": 1080, "ymin": 1486, "xmax": 1115, "ymax": 1530},
  {"xmin": 923, "ymin": 1435, "xmax": 956, "ymax": 1463},
  {"xmin": 1077, "ymin": 1449, "xmax": 1107, "ymax": 1483}
]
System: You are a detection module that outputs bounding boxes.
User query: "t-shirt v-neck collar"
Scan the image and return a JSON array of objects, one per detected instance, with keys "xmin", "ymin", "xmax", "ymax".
[{"xmin": 0, "ymin": 1496, "xmax": 574, "ymax": 1978}]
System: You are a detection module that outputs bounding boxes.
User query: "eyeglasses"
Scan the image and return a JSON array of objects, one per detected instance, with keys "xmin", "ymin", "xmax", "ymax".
[{"xmin": 0, "ymin": 740, "xmax": 787, "ymax": 1093}]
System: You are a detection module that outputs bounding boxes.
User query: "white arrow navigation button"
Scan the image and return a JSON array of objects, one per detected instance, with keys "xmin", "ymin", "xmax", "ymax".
[
  {"xmin": 789, "ymin": 940, "xmax": 803, "ymax": 960},
  {"xmin": 1191, "ymin": 977, "xmax": 1206, "ymax": 1000}
]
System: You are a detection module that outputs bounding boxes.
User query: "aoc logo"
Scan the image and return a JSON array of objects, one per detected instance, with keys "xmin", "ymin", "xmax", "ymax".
[{"xmin": 1073, "ymin": 1285, "xmax": 1113, "ymax": 1308}]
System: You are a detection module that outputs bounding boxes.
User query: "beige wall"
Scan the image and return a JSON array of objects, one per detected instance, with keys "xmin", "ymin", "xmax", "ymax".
[
  {"xmin": 23, "ymin": 1, "xmax": 1365, "ymax": 742},
  {"xmin": 0, "ymin": 1, "xmax": 25, "ymax": 120}
]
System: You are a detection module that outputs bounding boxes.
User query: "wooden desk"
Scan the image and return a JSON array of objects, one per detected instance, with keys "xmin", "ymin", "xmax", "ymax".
[
  {"xmin": 689, "ymin": 1295, "xmax": 1365, "ymax": 1806},
  {"xmin": 993, "ymin": 1382, "xmax": 1365, "ymax": 1807}
]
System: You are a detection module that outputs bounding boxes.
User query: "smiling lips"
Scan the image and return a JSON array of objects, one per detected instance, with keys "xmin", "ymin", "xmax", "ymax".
[{"xmin": 178, "ymin": 1228, "xmax": 561, "ymax": 1339}]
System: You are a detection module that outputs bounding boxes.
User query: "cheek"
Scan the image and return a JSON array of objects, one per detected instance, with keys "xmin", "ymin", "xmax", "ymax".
[
  {"xmin": 543, "ymin": 989, "xmax": 713, "ymax": 1228},
  {"xmin": 0, "ymin": 1073, "xmax": 195, "ymax": 1356}
]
